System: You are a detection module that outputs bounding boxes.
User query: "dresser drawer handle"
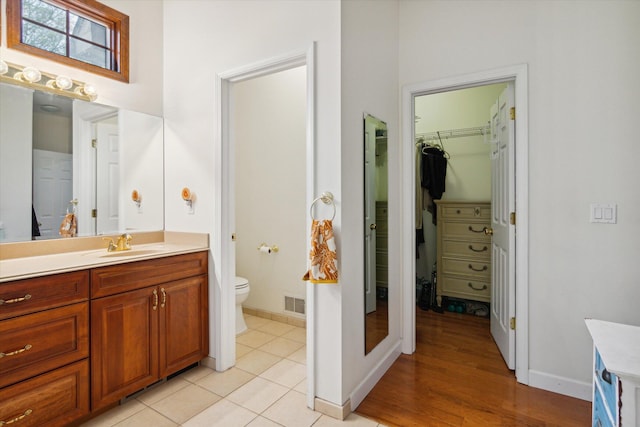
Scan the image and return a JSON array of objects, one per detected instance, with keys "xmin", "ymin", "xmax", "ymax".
[
  {"xmin": 468, "ymin": 264, "xmax": 488, "ymax": 272},
  {"xmin": 468, "ymin": 245, "xmax": 488, "ymax": 253},
  {"xmin": 468, "ymin": 283, "xmax": 488, "ymax": 291},
  {"xmin": 0, "ymin": 294, "xmax": 32, "ymax": 306},
  {"xmin": 152, "ymin": 289, "xmax": 158, "ymax": 310},
  {"xmin": 0, "ymin": 344, "xmax": 33, "ymax": 359},
  {"xmin": 0, "ymin": 408, "xmax": 32, "ymax": 425},
  {"xmin": 160, "ymin": 288, "xmax": 167, "ymax": 308},
  {"xmin": 468, "ymin": 226, "xmax": 486, "ymax": 233}
]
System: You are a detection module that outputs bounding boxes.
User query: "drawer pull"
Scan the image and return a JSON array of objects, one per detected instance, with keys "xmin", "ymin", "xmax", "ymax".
[
  {"xmin": 152, "ymin": 289, "xmax": 158, "ymax": 310},
  {"xmin": 0, "ymin": 344, "xmax": 33, "ymax": 359},
  {"xmin": 160, "ymin": 288, "xmax": 167, "ymax": 308},
  {"xmin": 468, "ymin": 283, "xmax": 488, "ymax": 291},
  {"xmin": 468, "ymin": 226, "xmax": 486, "ymax": 233},
  {"xmin": 468, "ymin": 264, "xmax": 488, "ymax": 272},
  {"xmin": 468, "ymin": 245, "xmax": 488, "ymax": 253},
  {"xmin": 0, "ymin": 294, "xmax": 32, "ymax": 306},
  {"xmin": 0, "ymin": 409, "xmax": 33, "ymax": 425}
]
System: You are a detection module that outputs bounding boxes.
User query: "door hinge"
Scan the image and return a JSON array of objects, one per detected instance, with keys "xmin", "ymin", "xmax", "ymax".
[
  {"xmin": 509, "ymin": 107, "xmax": 515, "ymax": 120},
  {"xmin": 91, "ymin": 139, "xmax": 97, "ymax": 148},
  {"xmin": 510, "ymin": 317, "xmax": 516, "ymax": 330},
  {"xmin": 510, "ymin": 212, "xmax": 516, "ymax": 225},
  {"xmin": 91, "ymin": 209, "xmax": 97, "ymax": 218}
]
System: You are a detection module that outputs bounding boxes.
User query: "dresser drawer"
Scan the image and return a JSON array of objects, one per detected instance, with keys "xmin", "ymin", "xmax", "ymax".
[
  {"xmin": 91, "ymin": 251, "xmax": 208, "ymax": 298},
  {"xmin": 0, "ymin": 359, "xmax": 89, "ymax": 427},
  {"xmin": 0, "ymin": 271, "xmax": 89, "ymax": 321},
  {"xmin": 442, "ymin": 240, "xmax": 490, "ymax": 259},
  {"xmin": 440, "ymin": 276, "xmax": 491, "ymax": 301},
  {"xmin": 442, "ymin": 257, "xmax": 491, "ymax": 279},
  {"xmin": 0, "ymin": 302, "xmax": 89, "ymax": 388},
  {"xmin": 440, "ymin": 204, "xmax": 491, "ymax": 220},
  {"xmin": 441, "ymin": 221, "xmax": 491, "ymax": 241}
]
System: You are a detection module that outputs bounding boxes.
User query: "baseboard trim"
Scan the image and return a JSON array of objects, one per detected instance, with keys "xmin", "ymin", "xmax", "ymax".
[
  {"xmin": 314, "ymin": 397, "xmax": 351, "ymax": 420},
  {"xmin": 242, "ymin": 307, "xmax": 306, "ymax": 328},
  {"xmin": 200, "ymin": 356, "xmax": 216, "ymax": 370},
  {"xmin": 350, "ymin": 340, "xmax": 403, "ymax": 410},
  {"xmin": 528, "ymin": 369, "xmax": 592, "ymax": 401}
]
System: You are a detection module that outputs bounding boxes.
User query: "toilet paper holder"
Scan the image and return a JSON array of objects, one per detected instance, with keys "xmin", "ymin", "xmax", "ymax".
[{"xmin": 257, "ymin": 243, "xmax": 279, "ymax": 254}]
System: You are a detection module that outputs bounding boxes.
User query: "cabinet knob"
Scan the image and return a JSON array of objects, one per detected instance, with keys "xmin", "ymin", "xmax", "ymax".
[
  {"xmin": 370, "ymin": 223, "xmax": 377, "ymax": 230},
  {"xmin": 483, "ymin": 227, "xmax": 494, "ymax": 236}
]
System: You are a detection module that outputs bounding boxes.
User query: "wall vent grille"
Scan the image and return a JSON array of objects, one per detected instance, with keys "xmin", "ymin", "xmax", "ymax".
[{"xmin": 284, "ymin": 296, "xmax": 305, "ymax": 315}]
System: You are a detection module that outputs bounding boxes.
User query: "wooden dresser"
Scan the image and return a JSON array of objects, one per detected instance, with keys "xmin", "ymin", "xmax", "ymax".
[{"xmin": 435, "ymin": 200, "xmax": 491, "ymax": 303}]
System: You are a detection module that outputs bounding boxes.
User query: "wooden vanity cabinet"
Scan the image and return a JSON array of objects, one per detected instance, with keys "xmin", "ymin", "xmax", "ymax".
[
  {"xmin": 0, "ymin": 271, "xmax": 90, "ymax": 427},
  {"xmin": 90, "ymin": 252, "xmax": 209, "ymax": 410}
]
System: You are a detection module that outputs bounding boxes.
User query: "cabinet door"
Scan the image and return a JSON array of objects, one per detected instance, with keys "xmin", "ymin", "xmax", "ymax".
[
  {"xmin": 159, "ymin": 276, "xmax": 209, "ymax": 377},
  {"xmin": 91, "ymin": 287, "xmax": 159, "ymax": 410}
]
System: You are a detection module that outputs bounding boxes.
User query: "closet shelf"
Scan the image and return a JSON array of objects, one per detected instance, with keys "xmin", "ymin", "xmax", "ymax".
[{"xmin": 416, "ymin": 125, "xmax": 491, "ymax": 142}]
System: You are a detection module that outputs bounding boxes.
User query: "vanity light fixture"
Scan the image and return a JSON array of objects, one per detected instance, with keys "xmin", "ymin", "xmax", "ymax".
[
  {"xmin": 0, "ymin": 61, "xmax": 98, "ymax": 102},
  {"xmin": 46, "ymin": 74, "xmax": 74, "ymax": 90},
  {"xmin": 15, "ymin": 66, "xmax": 42, "ymax": 83}
]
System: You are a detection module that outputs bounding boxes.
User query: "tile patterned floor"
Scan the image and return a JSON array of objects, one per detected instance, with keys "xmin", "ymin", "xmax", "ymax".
[{"xmin": 81, "ymin": 314, "xmax": 384, "ymax": 427}]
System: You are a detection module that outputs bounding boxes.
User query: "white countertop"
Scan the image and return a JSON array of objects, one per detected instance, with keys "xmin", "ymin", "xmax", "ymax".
[
  {"xmin": 0, "ymin": 232, "xmax": 209, "ymax": 283},
  {"xmin": 585, "ymin": 318, "xmax": 640, "ymax": 383}
]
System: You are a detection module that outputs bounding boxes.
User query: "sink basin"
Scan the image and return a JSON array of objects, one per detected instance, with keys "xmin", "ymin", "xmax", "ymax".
[{"xmin": 99, "ymin": 249, "xmax": 163, "ymax": 258}]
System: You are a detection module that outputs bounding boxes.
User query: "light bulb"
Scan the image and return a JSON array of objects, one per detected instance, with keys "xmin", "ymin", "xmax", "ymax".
[
  {"xmin": 55, "ymin": 75, "xmax": 73, "ymax": 90},
  {"xmin": 21, "ymin": 66, "xmax": 42, "ymax": 83}
]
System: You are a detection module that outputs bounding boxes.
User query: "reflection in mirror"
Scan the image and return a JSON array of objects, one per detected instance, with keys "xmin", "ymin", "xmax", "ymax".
[
  {"xmin": 0, "ymin": 82, "xmax": 164, "ymax": 243},
  {"xmin": 364, "ymin": 114, "xmax": 389, "ymax": 354}
]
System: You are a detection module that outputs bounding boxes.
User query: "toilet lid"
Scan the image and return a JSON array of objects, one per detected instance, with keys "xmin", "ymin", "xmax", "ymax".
[{"xmin": 235, "ymin": 276, "xmax": 249, "ymax": 289}]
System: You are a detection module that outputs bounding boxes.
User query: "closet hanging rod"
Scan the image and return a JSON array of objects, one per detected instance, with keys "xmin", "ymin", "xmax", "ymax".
[{"xmin": 416, "ymin": 124, "xmax": 490, "ymax": 142}]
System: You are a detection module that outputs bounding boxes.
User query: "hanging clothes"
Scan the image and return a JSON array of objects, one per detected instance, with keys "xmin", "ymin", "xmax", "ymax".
[{"xmin": 421, "ymin": 146, "xmax": 447, "ymax": 224}]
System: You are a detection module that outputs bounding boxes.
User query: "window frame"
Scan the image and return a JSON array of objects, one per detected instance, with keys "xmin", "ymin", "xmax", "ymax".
[{"xmin": 6, "ymin": 0, "xmax": 129, "ymax": 82}]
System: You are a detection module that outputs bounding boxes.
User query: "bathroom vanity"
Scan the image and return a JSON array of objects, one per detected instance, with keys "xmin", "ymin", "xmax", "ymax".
[{"xmin": 0, "ymin": 232, "xmax": 209, "ymax": 426}]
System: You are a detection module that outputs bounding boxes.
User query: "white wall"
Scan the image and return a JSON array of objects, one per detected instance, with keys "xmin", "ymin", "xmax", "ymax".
[
  {"xmin": 341, "ymin": 0, "xmax": 400, "ymax": 407},
  {"xmin": 399, "ymin": 0, "xmax": 640, "ymax": 397},
  {"xmin": 0, "ymin": 0, "xmax": 163, "ymax": 116},
  {"xmin": 162, "ymin": 0, "xmax": 343, "ymax": 404},
  {"xmin": 234, "ymin": 67, "xmax": 307, "ymax": 316}
]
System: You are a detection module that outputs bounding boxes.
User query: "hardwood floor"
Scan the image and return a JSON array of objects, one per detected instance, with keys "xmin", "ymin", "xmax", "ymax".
[{"xmin": 355, "ymin": 308, "xmax": 591, "ymax": 426}]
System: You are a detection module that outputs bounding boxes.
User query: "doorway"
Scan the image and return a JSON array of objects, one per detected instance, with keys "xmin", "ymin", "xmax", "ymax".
[
  {"xmin": 401, "ymin": 65, "xmax": 529, "ymax": 384},
  {"xmin": 215, "ymin": 45, "xmax": 316, "ymax": 408}
]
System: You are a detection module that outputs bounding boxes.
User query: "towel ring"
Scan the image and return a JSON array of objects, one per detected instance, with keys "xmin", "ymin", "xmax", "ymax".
[{"xmin": 310, "ymin": 191, "xmax": 336, "ymax": 221}]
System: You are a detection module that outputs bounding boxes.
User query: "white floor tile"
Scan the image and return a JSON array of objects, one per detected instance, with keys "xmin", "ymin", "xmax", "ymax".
[
  {"xmin": 182, "ymin": 399, "xmax": 257, "ymax": 427},
  {"xmin": 286, "ymin": 345, "xmax": 306, "ymax": 364},
  {"xmin": 236, "ymin": 330, "xmax": 277, "ymax": 348},
  {"xmin": 135, "ymin": 377, "xmax": 191, "ymax": 405},
  {"xmin": 179, "ymin": 365, "xmax": 216, "ymax": 383},
  {"xmin": 112, "ymin": 407, "xmax": 177, "ymax": 427},
  {"xmin": 259, "ymin": 359, "xmax": 306, "ymax": 388},
  {"xmin": 294, "ymin": 378, "xmax": 307, "ymax": 394},
  {"xmin": 259, "ymin": 336, "xmax": 304, "ymax": 358},
  {"xmin": 261, "ymin": 390, "xmax": 321, "ymax": 427},
  {"xmin": 80, "ymin": 399, "xmax": 146, "ymax": 427},
  {"xmin": 280, "ymin": 327, "xmax": 306, "ymax": 344},
  {"xmin": 195, "ymin": 367, "xmax": 255, "ymax": 397},
  {"xmin": 148, "ymin": 384, "xmax": 222, "ymax": 424},
  {"xmin": 235, "ymin": 349, "xmax": 281, "ymax": 375},
  {"xmin": 244, "ymin": 315, "xmax": 271, "ymax": 330},
  {"xmin": 245, "ymin": 415, "xmax": 283, "ymax": 427},
  {"xmin": 236, "ymin": 342, "xmax": 254, "ymax": 358},
  {"xmin": 226, "ymin": 376, "xmax": 289, "ymax": 414},
  {"xmin": 257, "ymin": 320, "xmax": 297, "ymax": 336}
]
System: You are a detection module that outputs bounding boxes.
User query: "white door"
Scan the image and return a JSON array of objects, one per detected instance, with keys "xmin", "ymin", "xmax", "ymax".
[
  {"xmin": 364, "ymin": 119, "xmax": 377, "ymax": 314},
  {"xmin": 96, "ymin": 122, "xmax": 120, "ymax": 234},
  {"xmin": 489, "ymin": 83, "xmax": 516, "ymax": 369},
  {"xmin": 32, "ymin": 149, "xmax": 73, "ymax": 239}
]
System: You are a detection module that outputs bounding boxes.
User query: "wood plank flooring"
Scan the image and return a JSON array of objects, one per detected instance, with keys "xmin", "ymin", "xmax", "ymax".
[{"xmin": 355, "ymin": 308, "xmax": 591, "ymax": 426}]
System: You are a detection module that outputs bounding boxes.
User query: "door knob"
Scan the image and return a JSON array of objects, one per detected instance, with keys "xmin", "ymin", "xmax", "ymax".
[
  {"xmin": 370, "ymin": 223, "xmax": 377, "ymax": 230},
  {"xmin": 483, "ymin": 227, "xmax": 493, "ymax": 236}
]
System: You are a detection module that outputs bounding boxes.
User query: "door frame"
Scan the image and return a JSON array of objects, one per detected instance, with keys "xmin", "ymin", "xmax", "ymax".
[
  {"xmin": 400, "ymin": 64, "xmax": 529, "ymax": 383},
  {"xmin": 215, "ymin": 43, "xmax": 316, "ymax": 408}
]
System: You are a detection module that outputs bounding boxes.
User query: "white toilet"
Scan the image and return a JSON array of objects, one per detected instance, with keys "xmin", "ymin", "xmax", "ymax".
[{"xmin": 235, "ymin": 276, "xmax": 250, "ymax": 335}]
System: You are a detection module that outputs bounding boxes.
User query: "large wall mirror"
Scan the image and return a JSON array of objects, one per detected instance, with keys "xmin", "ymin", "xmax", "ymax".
[
  {"xmin": 0, "ymin": 82, "xmax": 164, "ymax": 243},
  {"xmin": 364, "ymin": 113, "xmax": 389, "ymax": 354}
]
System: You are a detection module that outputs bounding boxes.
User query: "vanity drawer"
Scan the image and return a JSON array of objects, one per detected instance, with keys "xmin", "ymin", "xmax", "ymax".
[
  {"xmin": 441, "ymin": 257, "xmax": 491, "ymax": 279},
  {"xmin": 0, "ymin": 359, "xmax": 89, "ymax": 427},
  {"xmin": 0, "ymin": 302, "xmax": 89, "ymax": 388},
  {"xmin": 91, "ymin": 251, "xmax": 208, "ymax": 298},
  {"xmin": 0, "ymin": 271, "xmax": 89, "ymax": 321},
  {"xmin": 440, "ymin": 204, "xmax": 491, "ymax": 220},
  {"xmin": 440, "ymin": 276, "xmax": 491, "ymax": 301}
]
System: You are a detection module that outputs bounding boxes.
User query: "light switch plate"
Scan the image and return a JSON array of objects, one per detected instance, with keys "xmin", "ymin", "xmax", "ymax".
[{"xmin": 590, "ymin": 203, "xmax": 617, "ymax": 224}]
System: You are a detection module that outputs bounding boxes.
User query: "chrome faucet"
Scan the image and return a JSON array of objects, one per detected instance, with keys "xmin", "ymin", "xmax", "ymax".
[{"xmin": 103, "ymin": 233, "xmax": 133, "ymax": 252}]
